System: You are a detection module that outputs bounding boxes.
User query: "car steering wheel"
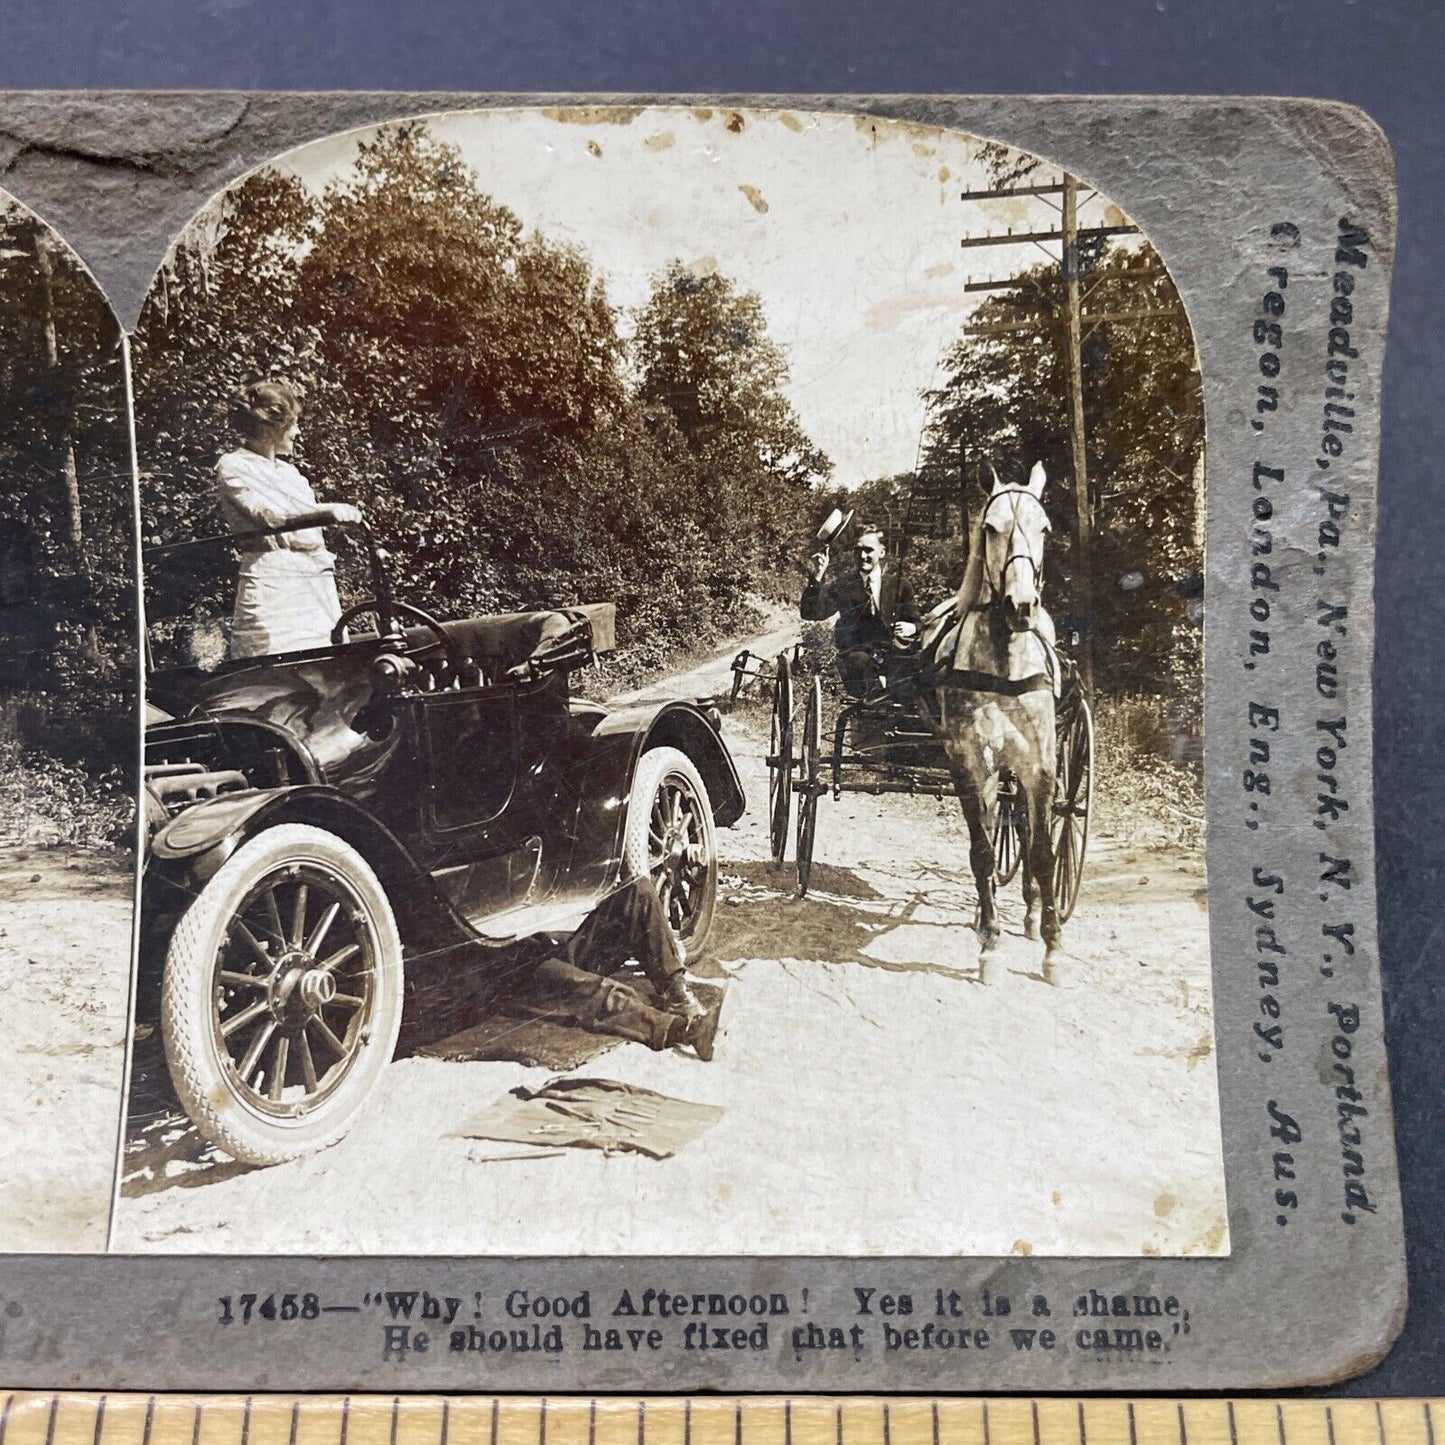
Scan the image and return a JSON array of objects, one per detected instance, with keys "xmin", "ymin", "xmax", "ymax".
[{"xmin": 331, "ymin": 598, "xmax": 455, "ymax": 657}]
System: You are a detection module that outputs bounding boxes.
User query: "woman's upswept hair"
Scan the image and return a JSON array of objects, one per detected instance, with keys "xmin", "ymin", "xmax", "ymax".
[{"xmin": 228, "ymin": 380, "xmax": 302, "ymax": 441}]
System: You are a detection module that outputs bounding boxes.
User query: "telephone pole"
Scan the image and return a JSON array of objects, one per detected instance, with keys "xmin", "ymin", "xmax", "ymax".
[
  {"xmin": 1060, "ymin": 175, "xmax": 1094, "ymax": 689},
  {"xmin": 953, "ymin": 172, "xmax": 1179, "ymax": 690}
]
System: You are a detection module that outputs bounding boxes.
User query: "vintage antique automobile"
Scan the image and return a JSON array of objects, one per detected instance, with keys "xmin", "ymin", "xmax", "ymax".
[{"xmin": 140, "ymin": 522, "xmax": 745, "ymax": 1166}]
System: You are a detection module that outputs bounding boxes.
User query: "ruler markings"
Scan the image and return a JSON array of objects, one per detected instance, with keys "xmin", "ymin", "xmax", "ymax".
[{"xmin": 17, "ymin": 1397, "xmax": 1445, "ymax": 1445}]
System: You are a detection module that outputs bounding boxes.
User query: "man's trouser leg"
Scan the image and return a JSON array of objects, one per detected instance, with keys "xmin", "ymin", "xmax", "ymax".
[
  {"xmin": 837, "ymin": 647, "xmax": 880, "ymax": 698},
  {"xmin": 523, "ymin": 957, "xmax": 682, "ymax": 1051},
  {"xmin": 563, "ymin": 876, "xmax": 685, "ymax": 989}
]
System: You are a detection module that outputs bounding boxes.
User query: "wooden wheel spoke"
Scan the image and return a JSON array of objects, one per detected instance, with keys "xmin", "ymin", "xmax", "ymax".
[
  {"xmin": 304, "ymin": 900, "xmax": 342, "ymax": 958},
  {"xmin": 231, "ymin": 920, "xmax": 276, "ymax": 970},
  {"xmin": 329, "ymin": 992, "xmax": 366, "ymax": 1010},
  {"xmin": 262, "ymin": 886, "xmax": 286, "ymax": 949},
  {"xmin": 220, "ymin": 998, "xmax": 271, "ymax": 1039},
  {"xmin": 316, "ymin": 941, "xmax": 361, "ymax": 974},
  {"xmin": 289, "ymin": 882, "xmax": 310, "ymax": 949},
  {"xmin": 268, "ymin": 1036, "xmax": 290, "ymax": 1102},
  {"xmin": 310, "ymin": 1016, "xmax": 349, "ymax": 1059},
  {"xmin": 218, "ymin": 970, "xmax": 268, "ymax": 990},
  {"xmin": 237, "ymin": 1020, "xmax": 277, "ymax": 1084},
  {"xmin": 298, "ymin": 1029, "xmax": 319, "ymax": 1093}
]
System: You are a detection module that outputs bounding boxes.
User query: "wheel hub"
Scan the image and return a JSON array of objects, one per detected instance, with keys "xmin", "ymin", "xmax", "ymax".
[{"xmin": 266, "ymin": 948, "xmax": 338, "ymax": 1027}]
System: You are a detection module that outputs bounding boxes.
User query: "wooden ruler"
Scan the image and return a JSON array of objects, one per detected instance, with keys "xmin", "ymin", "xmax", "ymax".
[{"xmin": 0, "ymin": 1397, "xmax": 1438, "ymax": 1445}]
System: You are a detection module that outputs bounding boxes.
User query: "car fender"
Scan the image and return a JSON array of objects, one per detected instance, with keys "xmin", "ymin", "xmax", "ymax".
[
  {"xmin": 594, "ymin": 700, "xmax": 746, "ymax": 827},
  {"xmin": 148, "ymin": 785, "xmax": 444, "ymax": 943}
]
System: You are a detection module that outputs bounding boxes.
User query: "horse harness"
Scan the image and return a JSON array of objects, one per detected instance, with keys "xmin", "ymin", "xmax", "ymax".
[{"xmin": 942, "ymin": 486, "xmax": 1056, "ymax": 698}]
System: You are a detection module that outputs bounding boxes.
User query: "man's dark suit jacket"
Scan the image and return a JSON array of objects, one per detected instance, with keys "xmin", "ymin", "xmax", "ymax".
[{"xmin": 800, "ymin": 566, "xmax": 921, "ymax": 653}]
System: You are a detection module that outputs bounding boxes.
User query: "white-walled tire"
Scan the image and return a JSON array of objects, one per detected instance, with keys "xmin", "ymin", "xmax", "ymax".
[
  {"xmin": 160, "ymin": 823, "xmax": 404, "ymax": 1167},
  {"xmin": 622, "ymin": 746, "xmax": 718, "ymax": 953}
]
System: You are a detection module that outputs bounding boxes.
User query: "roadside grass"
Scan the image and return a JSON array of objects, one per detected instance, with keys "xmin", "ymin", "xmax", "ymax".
[
  {"xmin": 1092, "ymin": 694, "xmax": 1204, "ymax": 853},
  {"xmin": 0, "ymin": 738, "xmax": 133, "ymax": 849}
]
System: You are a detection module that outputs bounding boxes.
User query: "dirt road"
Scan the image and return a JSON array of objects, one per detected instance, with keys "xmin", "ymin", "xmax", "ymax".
[
  {"xmin": 113, "ymin": 638, "xmax": 1226, "ymax": 1258},
  {"xmin": 0, "ymin": 846, "xmax": 132, "ymax": 1251}
]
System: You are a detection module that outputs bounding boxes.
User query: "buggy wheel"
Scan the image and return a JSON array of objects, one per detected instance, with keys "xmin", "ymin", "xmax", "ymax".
[
  {"xmin": 160, "ymin": 823, "xmax": 404, "ymax": 1167},
  {"xmin": 796, "ymin": 673, "xmax": 823, "ymax": 896},
  {"xmin": 1051, "ymin": 697, "xmax": 1094, "ymax": 923},
  {"xmin": 991, "ymin": 772, "xmax": 1025, "ymax": 886},
  {"xmin": 768, "ymin": 651, "xmax": 794, "ymax": 865},
  {"xmin": 624, "ymin": 745, "xmax": 718, "ymax": 952}
]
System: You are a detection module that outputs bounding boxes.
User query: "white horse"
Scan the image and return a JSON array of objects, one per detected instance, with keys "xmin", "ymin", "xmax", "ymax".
[{"xmin": 925, "ymin": 463, "xmax": 1062, "ymax": 973}]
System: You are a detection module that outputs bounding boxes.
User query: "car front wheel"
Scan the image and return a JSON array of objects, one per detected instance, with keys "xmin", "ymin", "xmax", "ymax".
[
  {"xmin": 160, "ymin": 823, "xmax": 404, "ymax": 1167},
  {"xmin": 623, "ymin": 745, "xmax": 718, "ymax": 953}
]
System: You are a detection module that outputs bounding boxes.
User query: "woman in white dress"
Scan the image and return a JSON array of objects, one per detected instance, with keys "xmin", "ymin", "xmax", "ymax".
[{"xmin": 218, "ymin": 381, "xmax": 362, "ymax": 659}]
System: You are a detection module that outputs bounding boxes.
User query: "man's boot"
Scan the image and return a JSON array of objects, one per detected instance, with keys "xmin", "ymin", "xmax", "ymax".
[
  {"xmin": 657, "ymin": 973, "xmax": 707, "ymax": 1021},
  {"xmin": 684, "ymin": 990, "xmax": 726, "ymax": 1062}
]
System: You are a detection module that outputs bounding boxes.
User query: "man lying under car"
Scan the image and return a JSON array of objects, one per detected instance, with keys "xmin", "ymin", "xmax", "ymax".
[{"xmin": 503, "ymin": 876, "xmax": 724, "ymax": 1060}]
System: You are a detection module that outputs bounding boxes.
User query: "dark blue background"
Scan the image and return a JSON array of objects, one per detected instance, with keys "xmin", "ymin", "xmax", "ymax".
[{"xmin": 2, "ymin": 0, "xmax": 1440, "ymax": 1394}]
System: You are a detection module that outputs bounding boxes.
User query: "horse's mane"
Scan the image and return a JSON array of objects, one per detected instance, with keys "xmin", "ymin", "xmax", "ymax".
[{"xmin": 953, "ymin": 505, "xmax": 988, "ymax": 612}]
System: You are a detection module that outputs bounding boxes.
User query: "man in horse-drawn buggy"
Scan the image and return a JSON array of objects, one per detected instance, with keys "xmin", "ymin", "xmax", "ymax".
[{"xmin": 800, "ymin": 520, "xmax": 922, "ymax": 697}]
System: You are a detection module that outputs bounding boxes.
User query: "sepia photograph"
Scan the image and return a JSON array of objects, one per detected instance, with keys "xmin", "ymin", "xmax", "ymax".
[
  {"xmin": 0, "ymin": 190, "xmax": 137, "ymax": 1251},
  {"xmin": 109, "ymin": 105, "xmax": 1224, "ymax": 1258}
]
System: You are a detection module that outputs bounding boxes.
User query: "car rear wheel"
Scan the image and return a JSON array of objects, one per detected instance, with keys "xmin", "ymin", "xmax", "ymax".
[
  {"xmin": 160, "ymin": 823, "xmax": 404, "ymax": 1167},
  {"xmin": 623, "ymin": 745, "xmax": 718, "ymax": 953}
]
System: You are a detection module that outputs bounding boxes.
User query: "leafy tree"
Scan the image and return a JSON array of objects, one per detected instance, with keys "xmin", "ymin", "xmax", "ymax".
[
  {"xmin": 634, "ymin": 262, "xmax": 830, "ymax": 591},
  {"xmin": 920, "ymin": 243, "xmax": 1203, "ymax": 695},
  {"xmin": 134, "ymin": 124, "xmax": 832, "ymax": 673},
  {"xmin": 0, "ymin": 200, "xmax": 133, "ymax": 767}
]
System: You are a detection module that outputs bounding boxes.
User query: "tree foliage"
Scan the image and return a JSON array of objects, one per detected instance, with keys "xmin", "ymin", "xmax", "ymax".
[
  {"xmin": 134, "ymin": 125, "xmax": 827, "ymax": 671},
  {"xmin": 917, "ymin": 243, "xmax": 1204, "ymax": 697},
  {"xmin": 0, "ymin": 200, "xmax": 133, "ymax": 766}
]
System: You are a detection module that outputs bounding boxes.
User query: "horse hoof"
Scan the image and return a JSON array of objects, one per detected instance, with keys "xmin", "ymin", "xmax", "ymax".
[{"xmin": 1023, "ymin": 915, "xmax": 1039, "ymax": 941}]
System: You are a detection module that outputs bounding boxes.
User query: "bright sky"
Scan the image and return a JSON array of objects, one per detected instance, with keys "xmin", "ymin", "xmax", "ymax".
[{"xmin": 271, "ymin": 106, "xmax": 1131, "ymax": 487}]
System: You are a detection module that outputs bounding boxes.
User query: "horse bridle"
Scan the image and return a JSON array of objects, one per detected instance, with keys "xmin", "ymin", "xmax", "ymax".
[{"xmin": 976, "ymin": 487, "xmax": 1049, "ymax": 608}]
